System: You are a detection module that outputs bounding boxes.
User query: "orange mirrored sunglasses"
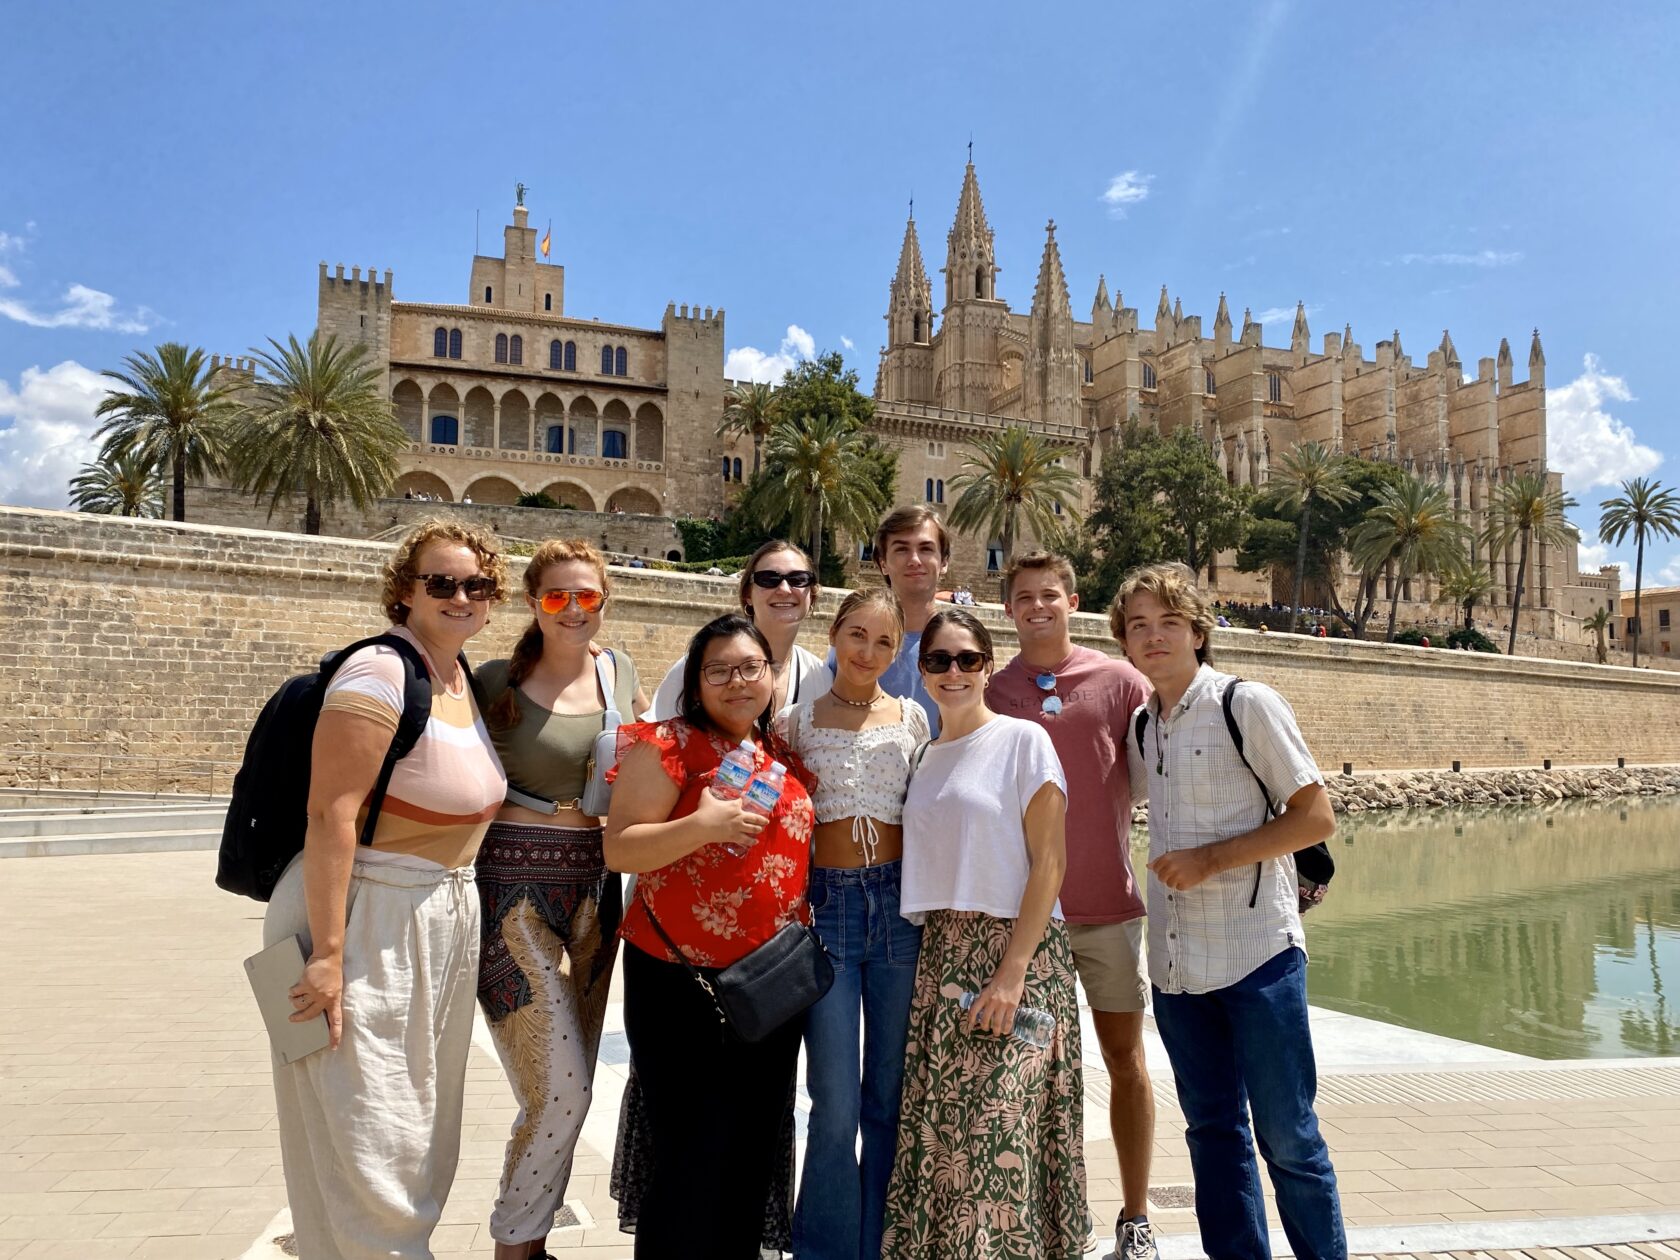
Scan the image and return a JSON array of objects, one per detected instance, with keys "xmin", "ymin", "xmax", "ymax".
[{"xmin": 538, "ymin": 588, "xmax": 606, "ymax": 615}]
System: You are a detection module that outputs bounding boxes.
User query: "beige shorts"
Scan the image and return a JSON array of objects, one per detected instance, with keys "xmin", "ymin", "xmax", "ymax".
[{"xmin": 1064, "ymin": 918, "xmax": 1148, "ymax": 1014}]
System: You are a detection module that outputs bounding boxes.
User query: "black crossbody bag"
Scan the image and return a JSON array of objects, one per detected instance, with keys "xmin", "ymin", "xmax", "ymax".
[{"xmin": 639, "ymin": 888, "xmax": 834, "ymax": 1043}]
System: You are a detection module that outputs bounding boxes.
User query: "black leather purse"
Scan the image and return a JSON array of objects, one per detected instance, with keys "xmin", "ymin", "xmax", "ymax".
[{"xmin": 641, "ymin": 893, "xmax": 834, "ymax": 1043}]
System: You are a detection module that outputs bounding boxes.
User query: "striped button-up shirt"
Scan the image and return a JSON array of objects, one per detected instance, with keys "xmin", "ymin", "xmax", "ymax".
[{"xmin": 1126, "ymin": 664, "xmax": 1323, "ymax": 995}]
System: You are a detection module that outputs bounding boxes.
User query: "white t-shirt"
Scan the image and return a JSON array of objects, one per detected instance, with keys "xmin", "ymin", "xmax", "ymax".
[
  {"xmin": 900, "ymin": 714, "xmax": 1067, "ymax": 924},
  {"xmin": 644, "ymin": 643, "xmax": 831, "ymax": 720}
]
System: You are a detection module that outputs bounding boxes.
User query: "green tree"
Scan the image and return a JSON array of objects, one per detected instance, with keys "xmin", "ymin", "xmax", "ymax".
[
  {"xmin": 757, "ymin": 413, "xmax": 887, "ymax": 573},
  {"xmin": 715, "ymin": 380, "xmax": 780, "ymax": 478},
  {"xmin": 1436, "ymin": 562, "xmax": 1497, "ymax": 634},
  {"xmin": 1482, "ymin": 471, "xmax": 1580, "ymax": 656},
  {"xmin": 1347, "ymin": 474, "xmax": 1472, "ymax": 642},
  {"xmin": 228, "ymin": 333, "xmax": 409, "ymax": 535},
  {"xmin": 95, "ymin": 342, "xmax": 233, "ymax": 522},
  {"xmin": 1583, "ymin": 607, "xmax": 1611, "ymax": 665},
  {"xmin": 1598, "ymin": 477, "xmax": 1680, "ymax": 668},
  {"xmin": 774, "ymin": 351, "xmax": 876, "ymax": 431},
  {"xmin": 946, "ymin": 425, "xmax": 1082, "ymax": 568},
  {"xmin": 1263, "ymin": 442, "xmax": 1357, "ymax": 633},
  {"xmin": 1064, "ymin": 422, "xmax": 1175, "ymax": 609},
  {"xmin": 1148, "ymin": 425, "xmax": 1252, "ymax": 579},
  {"xmin": 67, "ymin": 447, "xmax": 165, "ymax": 518}
]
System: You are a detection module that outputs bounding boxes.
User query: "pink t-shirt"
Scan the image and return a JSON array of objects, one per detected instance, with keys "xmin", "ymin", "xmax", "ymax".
[{"xmin": 987, "ymin": 644, "xmax": 1149, "ymax": 925}]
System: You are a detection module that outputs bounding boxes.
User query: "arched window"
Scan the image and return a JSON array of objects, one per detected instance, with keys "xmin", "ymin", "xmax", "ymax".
[
  {"xmin": 564, "ymin": 341, "xmax": 576, "ymax": 371},
  {"xmin": 546, "ymin": 425, "xmax": 564, "ymax": 454},
  {"xmin": 433, "ymin": 327, "xmax": 448, "ymax": 358},
  {"xmin": 484, "ymin": 285, "xmax": 493, "ymax": 303},
  {"xmin": 926, "ymin": 477, "xmax": 934, "ymax": 502},
  {"xmin": 1084, "ymin": 358, "xmax": 1094, "ymax": 384},
  {"xmin": 936, "ymin": 479, "xmax": 945, "ymax": 504},
  {"xmin": 722, "ymin": 456, "xmax": 732, "ymax": 481},
  {"xmin": 600, "ymin": 345, "xmax": 613, "ymax": 374},
  {"xmin": 975, "ymin": 267, "xmax": 985, "ymax": 297},
  {"xmin": 1207, "ymin": 369, "xmax": 1217, "ymax": 394},
  {"xmin": 912, "ymin": 313, "xmax": 922, "ymax": 342},
  {"xmin": 732, "ymin": 457, "xmax": 742, "ymax": 482},
  {"xmin": 544, "ymin": 293, "xmax": 552, "ymax": 312},
  {"xmin": 430, "ymin": 415, "xmax": 459, "ymax": 445},
  {"xmin": 1142, "ymin": 363, "xmax": 1157, "ymax": 389},
  {"xmin": 615, "ymin": 346, "xmax": 628, "ymax": 376},
  {"xmin": 509, "ymin": 335, "xmax": 523, "ymax": 366},
  {"xmin": 550, "ymin": 340, "xmax": 563, "ymax": 370},
  {"xmin": 448, "ymin": 328, "xmax": 462, "ymax": 359},
  {"xmin": 603, "ymin": 429, "xmax": 628, "ymax": 460},
  {"xmin": 495, "ymin": 334, "xmax": 509, "ymax": 364},
  {"xmin": 1268, "ymin": 373, "xmax": 1283, "ymax": 403},
  {"xmin": 986, "ymin": 540, "xmax": 1004, "ymax": 572}
]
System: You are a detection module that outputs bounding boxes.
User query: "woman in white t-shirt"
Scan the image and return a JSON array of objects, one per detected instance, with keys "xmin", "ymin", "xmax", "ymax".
[{"xmin": 882, "ymin": 607, "xmax": 1090, "ymax": 1260}]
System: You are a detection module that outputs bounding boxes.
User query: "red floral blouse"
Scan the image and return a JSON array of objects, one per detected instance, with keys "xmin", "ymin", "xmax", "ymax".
[{"xmin": 609, "ymin": 718, "xmax": 817, "ymax": 968}]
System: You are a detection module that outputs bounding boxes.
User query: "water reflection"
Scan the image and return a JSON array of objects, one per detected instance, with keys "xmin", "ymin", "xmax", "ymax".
[{"xmin": 1131, "ymin": 797, "xmax": 1680, "ymax": 1059}]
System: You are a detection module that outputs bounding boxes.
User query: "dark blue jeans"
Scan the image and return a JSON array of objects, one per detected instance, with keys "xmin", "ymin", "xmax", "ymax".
[
  {"xmin": 1152, "ymin": 948, "xmax": 1346, "ymax": 1260},
  {"xmin": 792, "ymin": 860, "xmax": 922, "ymax": 1260}
]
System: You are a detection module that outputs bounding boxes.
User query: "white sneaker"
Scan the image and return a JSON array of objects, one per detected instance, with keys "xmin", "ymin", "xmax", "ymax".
[{"xmin": 1116, "ymin": 1217, "xmax": 1158, "ymax": 1260}]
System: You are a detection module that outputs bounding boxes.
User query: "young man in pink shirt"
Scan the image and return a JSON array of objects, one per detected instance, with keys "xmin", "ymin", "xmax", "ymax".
[{"xmin": 988, "ymin": 550, "xmax": 1158, "ymax": 1260}]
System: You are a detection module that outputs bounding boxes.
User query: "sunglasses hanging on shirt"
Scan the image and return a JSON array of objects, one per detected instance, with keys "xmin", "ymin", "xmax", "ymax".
[{"xmin": 1035, "ymin": 671, "xmax": 1063, "ymax": 716}]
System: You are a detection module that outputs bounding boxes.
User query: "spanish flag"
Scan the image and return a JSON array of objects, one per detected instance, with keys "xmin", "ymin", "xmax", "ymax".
[{"xmin": 540, "ymin": 221, "xmax": 551, "ymax": 259}]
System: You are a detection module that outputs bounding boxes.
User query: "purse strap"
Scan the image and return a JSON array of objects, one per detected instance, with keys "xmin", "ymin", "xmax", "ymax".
[
  {"xmin": 637, "ymin": 885, "xmax": 727, "ymax": 1023},
  {"xmin": 595, "ymin": 649, "xmax": 621, "ymax": 734}
]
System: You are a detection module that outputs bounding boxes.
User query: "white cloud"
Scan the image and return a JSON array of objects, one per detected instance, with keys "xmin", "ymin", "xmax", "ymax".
[
  {"xmin": 1658, "ymin": 557, "xmax": 1680, "ymax": 585},
  {"xmin": 1546, "ymin": 353, "xmax": 1663, "ymax": 492},
  {"xmin": 0, "ymin": 283, "xmax": 157, "ymax": 334},
  {"xmin": 1396, "ymin": 249, "xmax": 1523, "ymax": 268},
  {"xmin": 1100, "ymin": 171, "xmax": 1154, "ymax": 219},
  {"xmin": 0, "ymin": 264, "xmax": 16, "ymax": 289},
  {"xmin": 1254, "ymin": 303, "xmax": 1321, "ymax": 326},
  {"xmin": 724, "ymin": 323, "xmax": 815, "ymax": 384},
  {"xmin": 0, "ymin": 360, "xmax": 109, "ymax": 509},
  {"xmin": 0, "ymin": 230, "xmax": 23, "ymax": 289},
  {"xmin": 840, "ymin": 335, "xmax": 855, "ymax": 351}
]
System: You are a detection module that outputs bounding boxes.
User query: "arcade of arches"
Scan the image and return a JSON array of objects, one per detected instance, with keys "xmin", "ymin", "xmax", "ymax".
[{"xmin": 391, "ymin": 379, "xmax": 666, "ymax": 464}]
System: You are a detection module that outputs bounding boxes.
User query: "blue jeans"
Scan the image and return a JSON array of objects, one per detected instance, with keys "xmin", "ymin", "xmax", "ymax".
[
  {"xmin": 1152, "ymin": 948, "xmax": 1346, "ymax": 1260},
  {"xmin": 793, "ymin": 860, "xmax": 922, "ymax": 1260}
]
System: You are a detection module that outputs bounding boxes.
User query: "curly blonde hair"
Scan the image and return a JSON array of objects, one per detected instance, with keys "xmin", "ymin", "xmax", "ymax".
[
  {"xmin": 380, "ymin": 518, "xmax": 508, "ymax": 626},
  {"xmin": 1108, "ymin": 562, "xmax": 1216, "ymax": 665},
  {"xmin": 490, "ymin": 538, "xmax": 611, "ymax": 729}
]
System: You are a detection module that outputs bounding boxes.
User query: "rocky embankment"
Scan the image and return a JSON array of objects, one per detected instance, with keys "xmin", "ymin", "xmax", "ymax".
[{"xmin": 1324, "ymin": 765, "xmax": 1680, "ymax": 813}]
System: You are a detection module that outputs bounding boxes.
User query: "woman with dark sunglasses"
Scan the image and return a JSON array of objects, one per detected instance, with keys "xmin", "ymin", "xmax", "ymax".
[
  {"xmin": 472, "ymin": 538, "xmax": 649, "ymax": 1260},
  {"xmin": 645, "ymin": 538, "xmax": 831, "ymax": 719},
  {"xmin": 882, "ymin": 607, "xmax": 1090, "ymax": 1259}
]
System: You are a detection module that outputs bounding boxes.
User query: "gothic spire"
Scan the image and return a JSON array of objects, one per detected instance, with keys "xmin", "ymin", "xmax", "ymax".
[
  {"xmin": 891, "ymin": 213, "xmax": 930, "ymax": 302},
  {"xmin": 1030, "ymin": 220, "xmax": 1071, "ymax": 323},
  {"xmin": 1092, "ymin": 273, "xmax": 1111, "ymax": 319},
  {"xmin": 943, "ymin": 162, "xmax": 997, "ymax": 305},
  {"xmin": 1439, "ymin": 328, "xmax": 1459, "ymax": 366},
  {"xmin": 1291, "ymin": 300, "xmax": 1310, "ymax": 353},
  {"xmin": 1529, "ymin": 327, "xmax": 1545, "ymax": 365}
]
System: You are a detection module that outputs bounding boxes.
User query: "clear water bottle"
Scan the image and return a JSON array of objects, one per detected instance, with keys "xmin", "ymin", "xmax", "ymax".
[
  {"xmin": 710, "ymin": 740, "xmax": 758, "ymax": 857},
  {"xmin": 958, "ymin": 990, "xmax": 1055, "ymax": 1050},
  {"xmin": 742, "ymin": 760, "xmax": 785, "ymax": 818}
]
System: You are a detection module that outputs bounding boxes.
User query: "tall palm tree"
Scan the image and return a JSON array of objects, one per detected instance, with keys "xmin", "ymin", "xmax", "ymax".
[
  {"xmin": 1436, "ymin": 561, "xmax": 1496, "ymax": 633},
  {"xmin": 68, "ymin": 447, "xmax": 166, "ymax": 518},
  {"xmin": 716, "ymin": 380, "xmax": 780, "ymax": 477},
  {"xmin": 759, "ymin": 413, "xmax": 886, "ymax": 572},
  {"xmin": 1263, "ymin": 441, "xmax": 1357, "ymax": 633},
  {"xmin": 946, "ymin": 425, "xmax": 1083, "ymax": 568},
  {"xmin": 1482, "ymin": 471, "xmax": 1580, "ymax": 656},
  {"xmin": 1347, "ymin": 474, "xmax": 1471, "ymax": 643},
  {"xmin": 229, "ymin": 332, "xmax": 408, "ymax": 535},
  {"xmin": 95, "ymin": 342, "xmax": 232, "ymax": 522},
  {"xmin": 1598, "ymin": 477, "xmax": 1680, "ymax": 668},
  {"xmin": 1583, "ymin": 607, "xmax": 1611, "ymax": 665}
]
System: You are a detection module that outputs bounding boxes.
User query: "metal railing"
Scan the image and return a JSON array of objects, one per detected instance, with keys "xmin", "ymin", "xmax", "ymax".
[{"xmin": 0, "ymin": 747, "xmax": 238, "ymax": 801}]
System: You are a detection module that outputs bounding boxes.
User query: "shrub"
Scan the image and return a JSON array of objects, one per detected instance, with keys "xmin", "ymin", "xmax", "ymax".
[
  {"xmin": 1446, "ymin": 627, "xmax": 1499, "ymax": 653},
  {"xmin": 515, "ymin": 491, "xmax": 562, "ymax": 510}
]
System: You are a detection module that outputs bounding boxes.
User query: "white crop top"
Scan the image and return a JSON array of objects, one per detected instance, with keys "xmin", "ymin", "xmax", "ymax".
[{"xmin": 775, "ymin": 695, "xmax": 931, "ymax": 864}]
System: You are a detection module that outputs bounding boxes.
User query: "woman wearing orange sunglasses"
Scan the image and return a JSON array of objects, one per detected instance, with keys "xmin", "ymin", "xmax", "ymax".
[{"xmin": 473, "ymin": 538, "xmax": 650, "ymax": 1260}]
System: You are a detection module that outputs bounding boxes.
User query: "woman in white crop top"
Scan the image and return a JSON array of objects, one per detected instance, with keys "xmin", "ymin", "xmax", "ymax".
[
  {"xmin": 773, "ymin": 589, "xmax": 928, "ymax": 1260},
  {"xmin": 881, "ymin": 607, "xmax": 1090, "ymax": 1259}
]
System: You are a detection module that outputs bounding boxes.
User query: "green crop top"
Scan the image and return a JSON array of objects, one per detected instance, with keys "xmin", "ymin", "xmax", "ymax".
[{"xmin": 476, "ymin": 651, "xmax": 642, "ymax": 806}]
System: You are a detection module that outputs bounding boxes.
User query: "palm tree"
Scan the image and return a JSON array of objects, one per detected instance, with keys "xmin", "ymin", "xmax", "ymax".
[
  {"xmin": 758, "ymin": 413, "xmax": 886, "ymax": 572},
  {"xmin": 1347, "ymin": 474, "xmax": 1471, "ymax": 642},
  {"xmin": 229, "ymin": 332, "xmax": 409, "ymax": 535},
  {"xmin": 1263, "ymin": 441, "xmax": 1357, "ymax": 633},
  {"xmin": 1481, "ymin": 471, "xmax": 1580, "ymax": 656},
  {"xmin": 946, "ymin": 425, "xmax": 1083, "ymax": 568},
  {"xmin": 1436, "ymin": 562, "xmax": 1496, "ymax": 633},
  {"xmin": 1583, "ymin": 607, "xmax": 1611, "ymax": 665},
  {"xmin": 716, "ymin": 380, "xmax": 780, "ymax": 478},
  {"xmin": 1598, "ymin": 477, "xmax": 1680, "ymax": 668},
  {"xmin": 95, "ymin": 342, "xmax": 233, "ymax": 522},
  {"xmin": 68, "ymin": 447, "xmax": 166, "ymax": 518}
]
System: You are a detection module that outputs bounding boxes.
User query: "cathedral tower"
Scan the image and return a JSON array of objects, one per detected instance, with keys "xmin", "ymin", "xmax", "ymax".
[
  {"xmin": 879, "ymin": 213, "xmax": 935, "ymax": 403},
  {"xmin": 935, "ymin": 162, "xmax": 1006, "ymax": 413},
  {"xmin": 1024, "ymin": 221, "xmax": 1080, "ymax": 427}
]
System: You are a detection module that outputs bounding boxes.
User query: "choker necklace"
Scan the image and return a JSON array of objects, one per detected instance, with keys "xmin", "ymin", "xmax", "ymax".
[{"xmin": 830, "ymin": 689, "xmax": 886, "ymax": 709}]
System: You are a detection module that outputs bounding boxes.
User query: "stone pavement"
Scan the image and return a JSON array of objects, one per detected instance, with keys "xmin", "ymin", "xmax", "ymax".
[{"xmin": 3, "ymin": 850, "xmax": 1679, "ymax": 1259}]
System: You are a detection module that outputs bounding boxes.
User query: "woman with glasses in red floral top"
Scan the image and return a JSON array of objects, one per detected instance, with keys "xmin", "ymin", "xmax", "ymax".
[{"xmin": 604, "ymin": 612, "xmax": 816, "ymax": 1259}]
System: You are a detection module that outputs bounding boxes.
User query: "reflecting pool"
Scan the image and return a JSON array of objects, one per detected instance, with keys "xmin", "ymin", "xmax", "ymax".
[{"xmin": 1132, "ymin": 796, "xmax": 1680, "ymax": 1059}]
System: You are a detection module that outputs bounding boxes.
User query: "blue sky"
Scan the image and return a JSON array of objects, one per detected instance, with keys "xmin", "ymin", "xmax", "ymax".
[{"xmin": 3, "ymin": 0, "xmax": 1678, "ymax": 584}]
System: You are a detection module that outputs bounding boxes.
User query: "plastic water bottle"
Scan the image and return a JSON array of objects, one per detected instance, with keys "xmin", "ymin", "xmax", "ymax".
[
  {"xmin": 958, "ymin": 990, "xmax": 1056, "ymax": 1050},
  {"xmin": 710, "ymin": 740, "xmax": 758, "ymax": 856},
  {"xmin": 742, "ymin": 760, "xmax": 786, "ymax": 819}
]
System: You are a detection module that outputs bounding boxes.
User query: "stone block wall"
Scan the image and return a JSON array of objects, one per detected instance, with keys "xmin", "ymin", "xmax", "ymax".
[{"xmin": 3, "ymin": 507, "xmax": 1678, "ymax": 791}]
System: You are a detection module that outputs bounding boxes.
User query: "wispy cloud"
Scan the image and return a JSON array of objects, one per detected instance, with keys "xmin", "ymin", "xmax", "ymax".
[
  {"xmin": 0, "ymin": 229, "xmax": 23, "ymax": 289},
  {"xmin": 1547, "ymin": 353, "xmax": 1663, "ymax": 492},
  {"xmin": 1254, "ymin": 303, "xmax": 1321, "ymax": 326},
  {"xmin": 1100, "ymin": 171, "xmax": 1154, "ymax": 219},
  {"xmin": 840, "ymin": 335, "xmax": 855, "ymax": 351},
  {"xmin": 0, "ymin": 284, "xmax": 158, "ymax": 334},
  {"xmin": 724, "ymin": 324, "xmax": 815, "ymax": 384},
  {"xmin": 1395, "ymin": 249, "xmax": 1524, "ymax": 268},
  {"xmin": 1659, "ymin": 557, "xmax": 1680, "ymax": 585}
]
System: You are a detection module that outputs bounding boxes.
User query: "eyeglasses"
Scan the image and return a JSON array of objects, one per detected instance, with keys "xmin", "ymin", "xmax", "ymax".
[
  {"xmin": 920, "ymin": 649, "xmax": 991, "ymax": 674},
  {"xmin": 539, "ymin": 589, "xmax": 605, "ymax": 615},
  {"xmin": 418, "ymin": 574, "xmax": 498, "ymax": 601},
  {"xmin": 750, "ymin": 569, "xmax": 817, "ymax": 590},
  {"xmin": 1035, "ymin": 671, "xmax": 1063, "ymax": 716},
  {"xmin": 701, "ymin": 658, "xmax": 771, "ymax": 686}
]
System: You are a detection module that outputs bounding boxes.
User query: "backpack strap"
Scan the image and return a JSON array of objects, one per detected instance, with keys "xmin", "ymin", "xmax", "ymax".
[
  {"xmin": 1220, "ymin": 680, "xmax": 1276, "ymax": 821},
  {"xmin": 1133, "ymin": 707, "xmax": 1150, "ymax": 762},
  {"xmin": 319, "ymin": 633, "xmax": 433, "ymax": 847},
  {"xmin": 907, "ymin": 739, "xmax": 931, "ymax": 778}
]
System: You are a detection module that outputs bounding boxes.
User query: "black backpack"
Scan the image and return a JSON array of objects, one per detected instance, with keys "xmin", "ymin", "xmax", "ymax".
[
  {"xmin": 1133, "ymin": 678, "xmax": 1335, "ymax": 904},
  {"xmin": 216, "ymin": 634, "xmax": 445, "ymax": 901}
]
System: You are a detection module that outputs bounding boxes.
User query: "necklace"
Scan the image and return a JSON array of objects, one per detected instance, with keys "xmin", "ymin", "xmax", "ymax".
[{"xmin": 829, "ymin": 688, "xmax": 886, "ymax": 709}]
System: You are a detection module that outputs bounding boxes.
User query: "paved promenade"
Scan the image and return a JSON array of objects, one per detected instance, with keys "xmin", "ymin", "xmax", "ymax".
[{"xmin": 3, "ymin": 850, "xmax": 1678, "ymax": 1259}]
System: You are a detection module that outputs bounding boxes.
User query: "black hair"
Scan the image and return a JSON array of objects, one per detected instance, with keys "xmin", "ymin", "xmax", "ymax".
[
  {"xmin": 920, "ymin": 606, "xmax": 994, "ymax": 663},
  {"xmin": 679, "ymin": 613, "xmax": 777, "ymax": 738}
]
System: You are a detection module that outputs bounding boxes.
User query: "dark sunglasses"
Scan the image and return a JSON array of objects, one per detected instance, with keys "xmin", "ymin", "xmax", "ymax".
[
  {"xmin": 539, "ymin": 588, "xmax": 605, "ymax": 615},
  {"xmin": 418, "ymin": 573, "xmax": 498, "ymax": 601},
  {"xmin": 920, "ymin": 649, "xmax": 991, "ymax": 674},
  {"xmin": 750, "ymin": 568, "xmax": 817, "ymax": 590}
]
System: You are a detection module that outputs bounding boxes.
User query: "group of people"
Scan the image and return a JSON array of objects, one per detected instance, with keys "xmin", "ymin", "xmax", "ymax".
[{"xmin": 264, "ymin": 503, "xmax": 1346, "ymax": 1260}]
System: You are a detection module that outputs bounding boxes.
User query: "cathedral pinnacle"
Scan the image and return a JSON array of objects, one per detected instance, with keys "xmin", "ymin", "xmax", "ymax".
[
  {"xmin": 1030, "ymin": 220, "xmax": 1071, "ymax": 322},
  {"xmin": 1092, "ymin": 274, "xmax": 1112, "ymax": 322},
  {"xmin": 1529, "ymin": 328, "xmax": 1545, "ymax": 364},
  {"xmin": 943, "ymin": 161, "xmax": 997, "ymax": 305}
]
